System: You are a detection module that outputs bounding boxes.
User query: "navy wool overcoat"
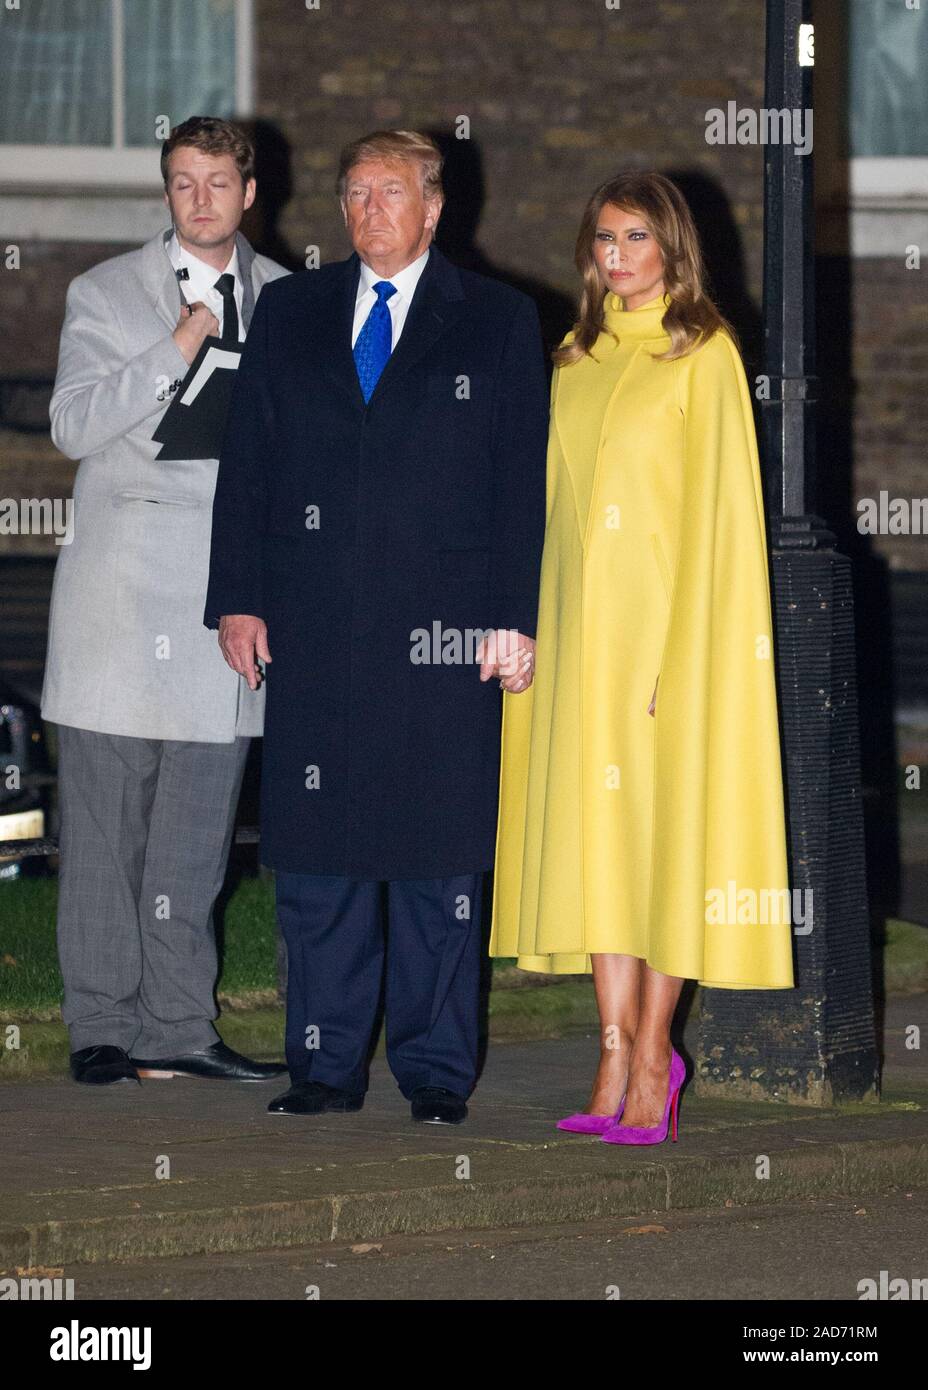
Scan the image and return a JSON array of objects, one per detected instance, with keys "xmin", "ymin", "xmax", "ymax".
[{"xmin": 204, "ymin": 246, "xmax": 549, "ymax": 878}]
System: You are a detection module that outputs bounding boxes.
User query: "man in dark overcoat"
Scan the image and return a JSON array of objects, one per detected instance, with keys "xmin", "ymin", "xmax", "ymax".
[{"xmin": 205, "ymin": 129, "xmax": 548, "ymax": 1123}]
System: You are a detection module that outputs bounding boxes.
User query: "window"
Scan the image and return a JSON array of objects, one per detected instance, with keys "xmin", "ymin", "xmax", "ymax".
[
  {"xmin": 848, "ymin": 0, "xmax": 928, "ymax": 202},
  {"xmin": 0, "ymin": 0, "xmax": 253, "ymax": 187}
]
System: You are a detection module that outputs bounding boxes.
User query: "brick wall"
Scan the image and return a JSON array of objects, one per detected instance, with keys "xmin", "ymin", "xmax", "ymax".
[
  {"xmin": 255, "ymin": 0, "xmax": 767, "ymax": 306},
  {"xmin": 0, "ymin": 242, "xmax": 117, "ymax": 378},
  {"xmin": 1, "ymin": 0, "xmax": 925, "ymax": 573},
  {"xmin": 0, "ymin": 243, "xmax": 110, "ymax": 554},
  {"xmin": 846, "ymin": 257, "xmax": 928, "ymax": 574}
]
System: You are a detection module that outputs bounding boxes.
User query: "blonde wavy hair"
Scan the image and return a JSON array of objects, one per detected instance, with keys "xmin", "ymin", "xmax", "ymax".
[
  {"xmin": 554, "ymin": 170, "xmax": 735, "ymax": 366},
  {"xmin": 336, "ymin": 129, "xmax": 444, "ymax": 203}
]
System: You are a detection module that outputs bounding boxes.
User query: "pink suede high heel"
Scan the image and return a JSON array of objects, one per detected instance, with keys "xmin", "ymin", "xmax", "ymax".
[
  {"xmin": 557, "ymin": 1095, "xmax": 625, "ymax": 1135},
  {"xmin": 600, "ymin": 1048, "xmax": 686, "ymax": 1145}
]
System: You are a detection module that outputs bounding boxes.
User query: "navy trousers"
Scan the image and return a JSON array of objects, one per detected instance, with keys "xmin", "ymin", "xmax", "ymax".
[{"xmin": 275, "ymin": 871, "xmax": 484, "ymax": 1100}]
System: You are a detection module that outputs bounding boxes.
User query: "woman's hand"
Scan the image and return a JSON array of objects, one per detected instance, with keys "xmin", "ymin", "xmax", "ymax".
[
  {"xmin": 501, "ymin": 638, "xmax": 535, "ymax": 694},
  {"xmin": 648, "ymin": 675, "xmax": 658, "ymax": 717},
  {"xmin": 477, "ymin": 629, "xmax": 536, "ymax": 694}
]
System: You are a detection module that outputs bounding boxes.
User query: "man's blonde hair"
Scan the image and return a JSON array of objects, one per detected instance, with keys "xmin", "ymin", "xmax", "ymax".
[
  {"xmin": 336, "ymin": 129, "xmax": 444, "ymax": 203},
  {"xmin": 161, "ymin": 116, "xmax": 254, "ymax": 188}
]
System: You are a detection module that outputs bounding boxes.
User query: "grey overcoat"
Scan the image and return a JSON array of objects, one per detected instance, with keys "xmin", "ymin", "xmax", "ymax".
[{"xmin": 42, "ymin": 226, "xmax": 288, "ymax": 741}]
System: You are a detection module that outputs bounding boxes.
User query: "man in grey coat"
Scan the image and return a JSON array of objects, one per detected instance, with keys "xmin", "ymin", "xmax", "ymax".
[{"xmin": 42, "ymin": 116, "xmax": 288, "ymax": 1086}]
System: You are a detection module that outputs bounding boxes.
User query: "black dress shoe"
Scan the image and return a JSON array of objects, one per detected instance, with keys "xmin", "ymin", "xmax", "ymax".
[
  {"xmin": 410, "ymin": 1086, "xmax": 468, "ymax": 1125},
  {"xmin": 70, "ymin": 1045, "xmax": 140, "ymax": 1086},
  {"xmin": 267, "ymin": 1081, "xmax": 365, "ymax": 1115},
  {"xmin": 128, "ymin": 1040, "xmax": 286, "ymax": 1081}
]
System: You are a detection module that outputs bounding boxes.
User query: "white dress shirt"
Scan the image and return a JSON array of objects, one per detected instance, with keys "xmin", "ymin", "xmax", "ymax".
[
  {"xmin": 167, "ymin": 229, "xmax": 245, "ymax": 342},
  {"xmin": 351, "ymin": 246, "xmax": 431, "ymax": 351}
]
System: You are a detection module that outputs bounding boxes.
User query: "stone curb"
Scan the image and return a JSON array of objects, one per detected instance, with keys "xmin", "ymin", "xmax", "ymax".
[{"xmin": 3, "ymin": 1131, "xmax": 926, "ymax": 1269}]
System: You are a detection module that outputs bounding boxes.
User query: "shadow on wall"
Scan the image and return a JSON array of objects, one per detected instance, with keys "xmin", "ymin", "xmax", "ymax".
[
  {"xmin": 428, "ymin": 128, "xmax": 576, "ymax": 362},
  {"xmin": 239, "ymin": 118, "xmax": 304, "ymax": 273}
]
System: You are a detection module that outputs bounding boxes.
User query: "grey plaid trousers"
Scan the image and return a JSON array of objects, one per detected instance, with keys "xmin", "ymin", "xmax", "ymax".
[{"xmin": 55, "ymin": 724, "xmax": 249, "ymax": 1055}]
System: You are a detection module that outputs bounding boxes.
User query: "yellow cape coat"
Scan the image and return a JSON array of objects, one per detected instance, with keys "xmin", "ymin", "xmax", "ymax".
[{"xmin": 490, "ymin": 292, "xmax": 795, "ymax": 989}]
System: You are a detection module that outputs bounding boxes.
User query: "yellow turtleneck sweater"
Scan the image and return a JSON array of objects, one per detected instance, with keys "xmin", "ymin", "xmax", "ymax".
[{"xmin": 555, "ymin": 291, "xmax": 672, "ymax": 528}]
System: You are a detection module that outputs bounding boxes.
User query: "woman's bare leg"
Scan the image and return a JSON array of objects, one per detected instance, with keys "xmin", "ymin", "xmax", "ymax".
[
  {"xmin": 585, "ymin": 953, "xmax": 642, "ymax": 1114},
  {"xmin": 618, "ymin": 962, "xmax": 684, "ymax": 1127}
]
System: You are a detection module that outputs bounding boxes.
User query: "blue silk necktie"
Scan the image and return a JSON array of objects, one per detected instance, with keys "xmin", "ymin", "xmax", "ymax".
[{"xmin": 353, "ymin": 280, "xmax": 397, "ymax": 402}]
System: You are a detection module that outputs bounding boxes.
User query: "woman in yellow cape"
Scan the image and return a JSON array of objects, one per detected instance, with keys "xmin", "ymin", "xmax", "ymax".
[{"xmin": 490, "ymin": 172, "xmax": 794, "ymax": 1145}]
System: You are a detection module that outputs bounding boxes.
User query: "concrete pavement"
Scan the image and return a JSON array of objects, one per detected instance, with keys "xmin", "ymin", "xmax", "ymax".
[{"xmin": 1, "ymin": 995, "xmax": 926, "ymax": 1269}]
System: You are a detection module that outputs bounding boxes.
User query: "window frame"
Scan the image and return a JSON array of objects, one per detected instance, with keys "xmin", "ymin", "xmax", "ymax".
[
  {"xmin": 849, "ymin": 157, "xmax": 928, "ymax": 206},
  {"xmin": 0, "ymin": 0, "xmax": 254, "ymax": 189}
]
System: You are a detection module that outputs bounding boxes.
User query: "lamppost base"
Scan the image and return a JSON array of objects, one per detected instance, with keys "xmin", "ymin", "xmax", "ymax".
[{"xmin": 696, "ymin": 535, "xmax": 879, "ymax": 1104}]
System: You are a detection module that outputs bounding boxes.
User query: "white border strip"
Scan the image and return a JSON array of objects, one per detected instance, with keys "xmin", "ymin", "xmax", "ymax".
[{"xmin": 850, "ymin": 158, "xmax": 928, "ymax": 204}]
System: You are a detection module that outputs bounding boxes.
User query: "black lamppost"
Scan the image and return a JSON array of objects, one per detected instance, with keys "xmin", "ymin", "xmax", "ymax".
[{"xmin": 696, "ymin": 0, "xmax": 879, "ymax": 1104}]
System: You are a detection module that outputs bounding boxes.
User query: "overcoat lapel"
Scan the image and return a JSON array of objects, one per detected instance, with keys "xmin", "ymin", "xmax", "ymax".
[
  {"xmin": 368, "ymin": 248, "xmax": 465, "ymax": 403},
  {"xmin": 319, "ymin": 247, "xmax": 466, "ymax": 410},
  {"xmin": 140, "ymin": 228, "xmax": 185, "ymax": 333},
  {"xmin": 234, "ymin": 229, "xmax": 257, "ymax": 332},
  {"xmin": 139, "ymin": 225, "xmax": 262, "ymax": 336},
  {"xmin": 318, "ymin": 254, "xmax": 367, "ymax": 410}
]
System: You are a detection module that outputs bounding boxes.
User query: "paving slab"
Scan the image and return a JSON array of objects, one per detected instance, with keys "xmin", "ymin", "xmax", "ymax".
[{"xmin": 1, "ymin": 997, "xmax": 926, "ymax": 1267}]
